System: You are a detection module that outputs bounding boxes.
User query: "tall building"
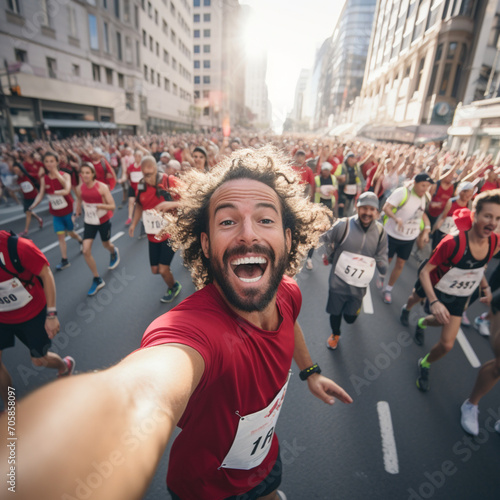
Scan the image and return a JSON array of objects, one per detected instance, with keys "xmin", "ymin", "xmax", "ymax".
[
  {"xmin": 244, "ymin": 47, "xmax": 270, "ymax": 127},
  {"xmin": 315, "ymin": 0, "xmax": 377, "ymax": 129},
  {"xmin": 0, "ymin": 0, "xmax": 143, "ymax": 141},
  {"xmin": 139, "ymin": 0, "xmax": 194, "ymax": 132},
  {"xmin": 353, "ymin": 0, "xmax": 486, "ymax": 143},
  {"xmin": 292, "ymin": 69, "xmax": 310, "ymax": 122},
  {"xmin": 310, "ymin": 38, "xmax": 333, "ymax": 130},
  {"xmin": 191, "ymin": 0, "xmax": 244, "ymax": 131}
]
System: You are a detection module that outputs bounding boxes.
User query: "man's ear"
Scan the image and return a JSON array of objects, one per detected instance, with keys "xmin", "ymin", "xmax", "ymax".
[
  {"xmin": 285, "ymin": 228, "xmax": 292, "ymax": 255},
  {"xmin": 201, "ymin": 232, "xmax": 210, "ymax": 259}
]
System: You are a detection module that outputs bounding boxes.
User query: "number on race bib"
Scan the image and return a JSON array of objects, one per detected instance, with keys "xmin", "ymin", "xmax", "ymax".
[
  {"xmin": 250, "ymin": 427, "xmax": 275, "ymax": 456},
  {"xmin": 344, "ymin": 265, "xmax": 365, "ymax": 279},
  {"xmin": 0, "ymin": 294, "xmax": 18, "ymax": 305}
]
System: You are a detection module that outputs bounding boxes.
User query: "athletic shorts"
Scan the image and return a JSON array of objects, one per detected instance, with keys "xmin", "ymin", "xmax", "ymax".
[
  {"xmin": 83, "ymin": 220, "xmax": 112, "ymax": 242},
  {"xmin": 326, "ymin": 291, "xmax": 363, "ymax": 317},
  {"xmin": 414, "ymin": 278, "xmax": 469, "ymax": 317},
  {"xmin": 128, "ymin": 186, "xmax": 136, "ymax": 198},
  {"xmin": 0, "ymin": 307, "xmax": 51, "ymax": 357},
  {"xmin": 167, "ymin": 449, "xmax": 282, "ymax": 500},
  {"xmin": 53, "ymin": 212, "xmax": 74, "ymax": 233},
  {"xmin": 388, "ymin": 235, "xmax": 415, "ymax": 261},
  {"xmin": 149, "ymin": 239, "xmax": 175, "ymax": 267},
  {"xmin": 23, "ymin": 198, "xmax": 33, "ymax": 212}
]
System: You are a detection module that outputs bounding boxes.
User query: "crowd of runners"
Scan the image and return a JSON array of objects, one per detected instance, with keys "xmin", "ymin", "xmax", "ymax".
[{"xmin": 1, "ymin": 132, "xmax": 500, "ymax": 499}]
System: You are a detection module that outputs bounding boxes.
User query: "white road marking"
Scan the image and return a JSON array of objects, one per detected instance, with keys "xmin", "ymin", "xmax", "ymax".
[
  {"xmin": 377, "ymin": 401, "xmax": 399, "ymax": 474},
  {"xmin": 40, "ymin": 228, "xmax": 84, "ymax": 254},
  {"xmin": 363, "ymin": 285, "xmax": 374, "ymax": 314},
  {"xmin": 110, "ymin": 231, "xmax": 124, "ymax": 243},
  {"xmin": 457, "ymin": 329, "xmax": 481, "ymax": 368}
]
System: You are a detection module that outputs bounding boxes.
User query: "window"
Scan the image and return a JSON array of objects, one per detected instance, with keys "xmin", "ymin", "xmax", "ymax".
[
  {"xmin": 414, "ymin": 57, "xmax": 425, "ymax": 93},
  {"xmin": 126, "ymin": 36, "xmax": 133, "ymax": 63},
  {"xmin": 488, "ymin": 14, "xmax": 500, "ymax": 47},
  {"xmin": 163, "ymin": 20, "xmax": 168, "ymax": 34},
  {"xmin": 170, "ymin": 1, "xmax": 176, "ymax": 16},
  {"xmin": 203, "ymin": 44, "xmax": 210, "ymax": 53},
  {"xmin": 194, "ymin": 45, "xmax": 200, "ymax": 53},
  {"xmin": 144, "ymin": 64, "xmax": 148, "ymax": 81},
  {"xmin": 103, "ymin": 0, "xmax": 108, "ymax": 8},
  {"xmin": 439, "ymin": 63, "xmax": 452, "ymax": 95},
  {"xmin": 203, "ymin": 106, "xmax": 209, "ymax": 116},
  {"xmin": 155, "ymin": 9, "xmax": 158, "ymax": 24},
  {"xmin": 106, "ymin": 67, "xmax": 113, "ymax": 84},
  {"xmin": 194, "ymin": 76, "xmax": 200, "ymax": 84},
  {"xmin": 203, "ymin": 29, "xmax": 210, "ymax": 37},
  {"xmin": 194, "ymin": 30, "xmax": 200, "ymax": 38},
  {"xmin": 203, "ymin": 75, "xmax": 210, "ymax": 84},
  {"xmin": 172, "ymin": 58, "xmax": 177, "ymax": 70},
  {"xmin": 447, "ymin": 42, "xmax": 457, "ymax": 60},
  {"xmin": 126, "ymin": 92, "xmax": 134, "ymax": 110},
  {"xmin": 14, "ymin": 49, "xmax": 27, "ymax": 62},
  {"xmin": 88, "ymin": 14, "xmax": 99, "ymax": 50},
  {"xmin": 150, "ymin": 68, "xmax": 154, "ymax": 82},
  {"xmin": 194, "ymin": 14, "xmax": 200, "ymax": 22},
  {"xmin": 7, "ymin": 0, "xmax": 21, "ymax": 14},
  {"xmin": 173, "ymin": 83, "xmax": 178, "ymax": 95},
  {"xmin": 92, "ymin": 63, "xmax": 101, "ymax": 82},
  {"xmin": 194, "ymin": 90, "xmax": 200, "ymax": 98},
  {"xmin": 72, "ymin": 64, "xmax": 80, "ymax": 76},
  {"xmin": 171, "ymin": 30, "xmax": 176, "ymax": 43},
  {"xmin": 459, "ymin": 0, "xmax": 477, "ymax": 17},
  {"xmin": 118, "ymin": 73, "xmax": 124, "ymax": 88},
  {"xmin": 156, "ymin": 42, "xmax": 159, "ymax": 56},
  {"xmin": 114, "ymin": 0, "xmax": 120, "ymax": 19},
  {"xmin": 164, "ymin": 50, "xmax": 170, "ymax": 63},
  {"xmin": 203, "ymin": 13, "xmax": 210, "ymax": 22},
  {"xmin": 148, "ymin": 1, "xmax": 152, "ymax": 17},
  {"xmin": 123, "ymin": 0, "xmax": 130, "ymax": 21},
  {"xmin": 149, "ymin": 35, "xmax": 153, "ymax": 51},
  {"xmin": 451, "ymin": 44, "xmax": 467, "ymax": 97},
  {"xmin": 68, "ymin": 6, "xmax": 78, "ymax": 37},
  {"xmin": 134, "ymin": 5, "xmax": 139, "ymax": 29},
  {"xmin": 164, "ymin": 78, "xmax": 170, "ymax": 91},
  {"xmin": 104, "ymin": 22, "xmax": 110, "ymax": 53},
  {"xmin": 194, "ymin": 0, "xmax": 200, "ymax": 6},
  {"xmin": 203, "ymin": 0, "xmax": 210, "ymax": 5},
  {"xmin": 203, "ymin": 90, "xmax": 209, "ymax": 98},
  {"xmin": 157, "ymin": 73, "xmax": 161, "ymax": 87},
  {"xmin": 40, "ymin": 0, "xmax": 51, "ymax": 27},
  {"xmin": 116, "ymin": 32, "xmax": 123, "ymax": 60},
  {"xmin": 194, "ymin": 60, "xmax": 200, "ymax": 68},
  {"xmin": 203, "ymin": 60, "xmax": 210, "ymax": 68},
  {"xmin": 142, "ymin": 30, "xmax": 147, "ymax": 47},
  {"xmin": 136, "ymin": 40, "xmax": 140, "ymax": 66}
]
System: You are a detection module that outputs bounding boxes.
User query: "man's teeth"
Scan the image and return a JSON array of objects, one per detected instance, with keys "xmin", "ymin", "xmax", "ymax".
[
  {"xmin": 232, "ymin": 256, "xmax": 267, "ymax": 266},
  {"xmin": 239, "ymin": 275, "xmax": 263, "ymax": 283}
]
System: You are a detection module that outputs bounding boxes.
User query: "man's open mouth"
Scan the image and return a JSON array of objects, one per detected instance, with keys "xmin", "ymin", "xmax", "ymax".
[{"xmin": 230, "ymin": 256, "xmax": 269, "ymax": 283}]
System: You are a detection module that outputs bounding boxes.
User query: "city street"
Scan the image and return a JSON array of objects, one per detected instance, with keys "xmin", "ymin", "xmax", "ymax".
[{"xmin": 1, "ymin": 189, "xmax": 499, "ymax": 500}]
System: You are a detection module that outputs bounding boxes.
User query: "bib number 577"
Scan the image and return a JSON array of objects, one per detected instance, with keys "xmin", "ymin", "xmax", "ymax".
[{"xmin": 344, "ymin": 265, "xmax": 365, "ymax": 279}]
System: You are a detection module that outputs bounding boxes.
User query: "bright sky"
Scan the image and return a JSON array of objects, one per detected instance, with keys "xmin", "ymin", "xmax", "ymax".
[{"xmin": 240, "ymin": 0, "xmax": 346, "ymax": 131}]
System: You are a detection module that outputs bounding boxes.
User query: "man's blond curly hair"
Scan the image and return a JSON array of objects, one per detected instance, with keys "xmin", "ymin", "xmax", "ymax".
[{"xmin": 160, "ymin": 145, "xmax": 333, "ymax": 289}]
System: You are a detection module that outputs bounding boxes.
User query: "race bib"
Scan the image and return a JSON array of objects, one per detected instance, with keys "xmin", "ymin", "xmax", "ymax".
[
  {"xmin": 130, "ymin": 171, "xmax": 143, "ymax": 184},
  {"xmin": 435, "ymin": 266, "xmax": 484, "ymax": 297},
  {"xmin": 439, "ymin": 217, "xmax": 458, "ymax": 235},
  {"xmin": 0, "ymin": 278, "xmax": 33, "ymax": 312},
  {"xmin": 83, "ymin": 202, "xmax": 106, "ymax": 225},
  {"xmin": 48, "ymin": 194, "xmax": 68, "ymax": 211},
  {"xmin": 20, "ymin": 181, "xmax": 34, "ymax": 194},
  {"xmin": 334, "ymin": 251, "xmax": 376, "ymax": 287},
  {"xmin": 143, "ymin": 210, "xmax": 167, "ymax": 235},
  {"xmin": 397, "ymin": 216, "xmax": 421, "ymax": 239},
  {"xmin": 221, "ymin": 373, "xmax": 290, "ymax": 470},
  {"xmin": 344, "ymin": 184, "xmax": 357, "ymax": 195}
]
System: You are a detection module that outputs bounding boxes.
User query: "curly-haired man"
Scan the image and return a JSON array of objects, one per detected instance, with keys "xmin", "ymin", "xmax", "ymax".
[{"xmin": 2, "ymin": 146, "xmax": 352, "ymax": 500}]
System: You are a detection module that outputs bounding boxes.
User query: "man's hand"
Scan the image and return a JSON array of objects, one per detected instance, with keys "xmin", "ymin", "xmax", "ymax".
[
  {"xmin": 45, "ymin": 316, "xmax": 60, "ymax": 339},
  {"xmin": 479, "ymin": 286, "xmax": 493, "ymax": 306},
  {"xmin": 395, "ymin": 217, "xmax": 404, "ymax": 231},
  {"xmin": 128, "ymin": 225, "xmax": 136, "ymax": 238},
  {"xmin": 430, "ymin": 301, "xmax": 450, "ymax": 324},
  {"xmin": 306, "ymin": 374, "xmax": 353, "ymax": 405}
]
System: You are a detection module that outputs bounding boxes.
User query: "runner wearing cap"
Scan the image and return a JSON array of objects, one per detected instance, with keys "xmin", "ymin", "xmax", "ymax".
[
  {"xmin": 157, "ymin": 152, "xmax": 171, "ymax": 173},
  {"xmin": 320, "ymin": 192, "xmax": 388, "ymax": 349},
  {"xmin": 380, "ymin": 172, "xmax": 433, "ymax": 304},
  {"xmin": 334, "ymin": 152, "xmax": 362, "ymax": 218}
]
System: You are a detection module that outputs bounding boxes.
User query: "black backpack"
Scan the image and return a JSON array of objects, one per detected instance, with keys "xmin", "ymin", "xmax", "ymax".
[{"xmin": 0, "ymin": 231, "xmax": 37, "ymax": 286}]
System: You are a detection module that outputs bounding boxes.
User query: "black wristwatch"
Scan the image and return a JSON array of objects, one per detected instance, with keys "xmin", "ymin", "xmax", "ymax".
[{"xmin": 299, "ymin": 363, "xmax": 321, "ymax": 381}]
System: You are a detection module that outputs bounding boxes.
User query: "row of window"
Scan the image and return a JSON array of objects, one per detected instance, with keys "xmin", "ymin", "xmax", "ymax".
[
  {"xmin": 141, "ymin": 0, "xmax": 191, "ymax": 37},
  {"xmin": 143, "ymin": 64, "xmax": 192, "ymax": 102},
  {"xmin": 194, "ymin": 29, "xmax": 211, "ymax": 38},
  {"xmin": 193, "ymin": 0, "xmax": 211, "ymax": 6},
  {"xmin": 194, "ymin": 13, "xmax": 211, "ymax": 22},
  {"xmin": 193, "ymin": 60, "xmax": 210, "ymax": 68},
  {"xmin": 194, "ymin": 44, "xmax": 211, "ymax": 53},
  {"xmin": 194, "ymin": 75, "xmax": 211, "ymax": 84}
]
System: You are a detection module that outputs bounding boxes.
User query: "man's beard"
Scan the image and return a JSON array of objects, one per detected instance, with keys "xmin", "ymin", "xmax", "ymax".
[{"xmin": 209, "ymin": 243, "xmax": 288, "ymax": 313}]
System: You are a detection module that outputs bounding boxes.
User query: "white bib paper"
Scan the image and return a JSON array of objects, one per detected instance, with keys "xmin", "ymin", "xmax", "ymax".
[
  {"xmin": 0, "ymin": 278, "xmax": 33, "ymax": 312},
  {"xmin": 439, "ymin": 216, "xmax": 458, "ymax": 235},
  {"xmin": 396, "ymin": 216, "xmax": 421, "ymax": 239},
  {"xmin": 435, "ymin": 266, "xmax": 484, "ymax": 297},
  {"xmin": 48, "ymin": 194, "xmax": 68, "ymax": 211},
  {"xmin": 83, "ymin": 202, "xmax": 106, "ymax": 225},
  {"xmin": 142, "ymin": 210, "xmax": 167, "ymax": 235},
  {"xmin": 344, "ymin": 184, "xmax": 357, "ymax": 195},
  {"xmin": 220, "ymin": 373, "xmax": 290, "ymax": 470},
  {"xmin": 334, "ymin": 250, "xmax": 376, "ymax": 287},
  {"xmin": 130, "ymin": 171, "xmax": 143, "ymax": 183},
  {"xmin": 20, "ymin": 181, "xmax": 34, "ymax": 194}
]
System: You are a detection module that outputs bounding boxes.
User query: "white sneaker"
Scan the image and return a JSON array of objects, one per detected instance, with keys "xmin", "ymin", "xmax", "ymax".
[
  {"xmin": 277, "ymin": 491, "xmax": 287, "ymax": 500},
  {"xmin": 474, "ymin": 314, "xmax": 490, "ymax": 337},
  {"xmin": 306, "ymin": 258, "xmax": 313, "ymax": 270},
  {"xmin": 461, "ymin": 311, "xmax": 471, "ymax": 327},
  {"xmin": 460, "ymin": 400, "xmax": 479, "ymax": 436},
  {"xmin": 495, "ymin": 420, "xmax": 500, "ymax": 434}
]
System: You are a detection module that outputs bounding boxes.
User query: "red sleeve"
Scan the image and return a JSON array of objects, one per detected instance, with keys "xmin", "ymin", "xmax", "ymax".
[
  {"xmin": 17, "ymin": 238, "xmax": 49, "ymax": 276},
  {"xmin": 164, "ymin": 174, "xmax": 180, "ymax": 201},
  {"xmin": 429, "ymin": 235, "xmax": 456, "ymax": 267}
]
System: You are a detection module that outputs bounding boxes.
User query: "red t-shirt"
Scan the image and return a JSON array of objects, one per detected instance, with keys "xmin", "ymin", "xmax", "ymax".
[
  {"xmin": 0, "ymin": 231, "xmax": 48, "ymax": 324},
  {"xmin": 140, "ymin": 276, "xmax": 300, "ymax": 500},
  {"xmin": 81, "ymin": 182, "xmax": 113, "ymax": 224},
  {"xmin": 292, "ymin": 164, "xmax": 315, "ymax": 191},
  {"xmin": 92, "ymin": 159, "xmax": 116, "ymax": 190},
  {"xmin": 23, "ymin": 161, "xmax": 42, "ymax": 179},
  {"xmin": 428, "ymin": 181, "xmax": 455, "ymax": 218},
  {"xmin": 136, "ymin": 174, "xmax": 178, "ymax": 243},
  {"xmin": 44, "ymin": 174, "xmax": 74, "ymax": 217},
  {"xmin": 126, "ymin": 163, "xmax": 143, "ymax": 192},
  {"xmin": 17, "ymin": 175, "xmax": 38, "ymax": 200}
]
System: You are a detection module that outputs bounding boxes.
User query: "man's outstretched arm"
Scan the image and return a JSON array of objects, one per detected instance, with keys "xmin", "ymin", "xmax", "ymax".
[{"xmin": 2, "ymin": 344, "xmax": 204, "ymax": 500}]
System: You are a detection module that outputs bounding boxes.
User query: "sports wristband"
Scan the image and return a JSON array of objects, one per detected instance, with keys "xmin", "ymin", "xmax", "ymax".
[
  {"xmin": 430, "ymin": 299, "xmax": 440, "ymax": 306},
  {"xmin": 299, "ymin": 363, "xmax": 321, "ymax": 381},
  {"xmin": 46, "ymin": 311, "xmax": 57, "ymax": 319},
  {"xmin": 47, "ymin": 307, "xmax": 57, "ymax": 312},
  {"xmin": 424, "ymin": 225, "xmax": 431, "ymax": 230}
]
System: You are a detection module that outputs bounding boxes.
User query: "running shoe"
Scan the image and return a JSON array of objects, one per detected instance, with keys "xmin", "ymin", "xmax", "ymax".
[
  {"xmin": 383, "ymin": 290, "xmax": 392, "ymax": 304},
  {"xmin": 58, "ymin": 356, "xmax": 76, "ymax": 377},
  {"xmin": 474, "ymin": 314, "xmax": 490, "ymax": 337},
  {"xmin": 109, "ymin": 247, "xmax": 120, "ymax": 270},
  {"xmin": 125, "ymin": 218, "xmax": 132, "ymax": 226},
  {"xmin": 460, "ymin": 400, "xmax": 479, "ymax": 436},
  {"xmin": 400, "ymin": 305, "xmax": 410, "ymax": 327},
  {"xmin": 56, "ymin": 259, "xmax": 71, "ymax": 271},
  {"xmin": 327, "ymin": 334, "xmax": 340, "ymax": 350},
  {"xmin": 461, "ymin": 311, "xmax": 471, "ymax": 327},
  {"xmin": 416, "ymin": 358, "xmax": 429, "ymax": 392},
  {"xmin": 161, "ymin": 281, "xmax": 182, "ymax": 303},
  {"xmin": 38, "ymin": 218, "xmax": 44, "ymax": 229},
  {"xmin": 414, "ymin": 322, "xmax": 425, "ymax": 346},
  {"xmin": 306, "ymin": 258, "xmax": 313, "ymax": 270},
  {"xmin": 495, "ymin": 420, "xmax": 500, "ymax": 434},
  {"xmin": 18, "ymin": 230, "xmax": 28, "ymax": 237},
  {"xmin": 277, "ymin": 492, "xmax": 287, "ymax": 500},
  {"xmin": 376, "ymin": 276, "xmax": 384, "ymax": 290},
  {"xmin": 88, "ymin": 277, "xmax": 105, "ymax": 296}
]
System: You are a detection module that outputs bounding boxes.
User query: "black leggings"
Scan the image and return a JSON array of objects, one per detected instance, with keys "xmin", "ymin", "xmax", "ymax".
[{"xmin": 330, "ymin": 313, "xmax": 357, "ymax": 336}]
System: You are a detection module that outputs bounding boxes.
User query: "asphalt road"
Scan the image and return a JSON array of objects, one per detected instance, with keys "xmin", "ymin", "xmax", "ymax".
[{"xmin": 1, "ymin": 193, "xmax": 499, "ymax": 500}]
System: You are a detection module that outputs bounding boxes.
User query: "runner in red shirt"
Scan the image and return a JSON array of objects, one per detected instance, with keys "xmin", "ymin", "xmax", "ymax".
[
  {"xmin": 119, "ymin": 149, "xmax": 144, "ymax": 226},
  {"xmin": 291, "ymin": 149, "xmax": 315, "ymax": 201},
  {"xmin": 75, "ymin": 163, "xmax": 120, "ymax": 296},
  {"xmin": 12, "ymin": 164, "xmax": 43, "ymax": 236},
  {"xmin": 90, "ymin": 147, "xmax": 117, "ymax": 190},
  {"xmin": 128, "ymin": 156, "xmax": 182, "ymax": 303},
  {"xmin": 0, "ymin": 230, "xmax": 75, "ymax": 410}
]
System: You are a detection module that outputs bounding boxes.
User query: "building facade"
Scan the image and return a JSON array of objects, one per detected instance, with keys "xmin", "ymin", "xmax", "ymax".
[{"xmin": 0, "ymin": 0, "xmax": 143, "ymax": 141}]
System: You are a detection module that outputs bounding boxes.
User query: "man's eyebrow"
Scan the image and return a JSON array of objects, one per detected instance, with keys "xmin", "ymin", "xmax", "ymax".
[{"xmin": 213, "ymin": 202, "xmax": 279, "ymax": 216}]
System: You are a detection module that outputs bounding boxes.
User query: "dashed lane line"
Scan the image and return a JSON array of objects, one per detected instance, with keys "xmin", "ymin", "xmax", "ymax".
[
  {"xmin": 457, "ymin": 328, "xmax": 481, "ymax": 368},
  {"xmin": 377, "ymin": 401, "xmax": 399, "ymax": 474}
]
